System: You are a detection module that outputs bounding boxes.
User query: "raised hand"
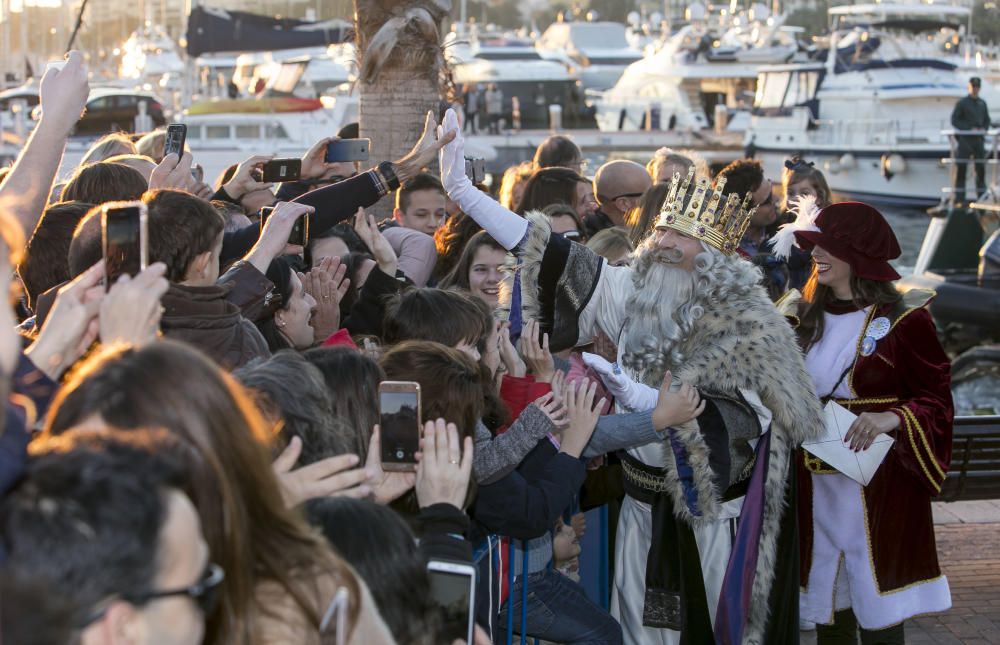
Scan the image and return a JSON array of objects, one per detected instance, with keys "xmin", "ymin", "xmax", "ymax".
[
  {"xmin": 365, "ymin": 425, "xmax": 417, "ymax": 505},
  {"xmin": 300, "ymin": 257, "xmax": 350, "ymax": 342},
  {"xmin": 301, "ymin": 137, "xmax": 337, "ymax": 180},
  {"xmin": 222, "ymin": 154, "xmax": 275, "ymax": 201},
  {"xmin": 148, "ymin": 152, "xmax": 198, "ymax": 194},
  {"xmin": 272, "ymin": 436, "xmax": 371, "ymax": 507},
  {"xmin": 498, "ymin": 322, "xmax": 526, "ymax": 378},
  {"xmin": 559, "ymin": 379, "xmax": 607, "ymax": 458},
  {"xmin": 24, "ymin": 261, "xmax": 105, "ymax": 380},
  {"xmin": 518, "ymin": 319, "xmax": 555, "ymax": 383},
  {"xmin": 437, "ymin": 108, "xmax": 467, "ymax": 196},
  {"xmin": 353, "ymin": 207, "xmax": 397, "ymax": 276},
  {"xmin": 38, "ymin": 51, "xmax": 89, "ymax": 135},
  {"xmin": 652, "ymin": 371, "xmax": 705, "ymax": 430},
  {"xmin": 99, "ymin": 263, "xmax": 169, "ymax": 347},
  {"xmin": 534, "ymin": 390, "xmax": 569, "ymax": 431},
  {"xmin": 245, "ymin": 201, "xmax": 314, "ymax": 273},
  {"xmin": 395, "ymin": 111, "xmax": 457, "ymax": 183},
  {"xmin": 416, "ymin": 418, "xmax": 473, "ymax": 510}
]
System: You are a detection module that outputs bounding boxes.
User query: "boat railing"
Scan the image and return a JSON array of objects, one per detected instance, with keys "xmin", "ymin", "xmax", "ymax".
[
  {"xmin": 810, "ymin": 117, "xmax": 951, "ymax": 147},
  {"xmin": 940, "ymin": 128, "xmax": 1000, "ymax": 209}
]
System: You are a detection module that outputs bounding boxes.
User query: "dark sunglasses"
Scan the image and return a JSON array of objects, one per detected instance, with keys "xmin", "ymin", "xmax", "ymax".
[{"xmin": 80, "ymin": 563, "xmax": 225, "ymax": 627}]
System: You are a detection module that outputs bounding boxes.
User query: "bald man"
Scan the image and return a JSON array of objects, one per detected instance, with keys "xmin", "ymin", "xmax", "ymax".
[{"xmin": 589, "ymin": 160, "xmax": 652, "ymax": 236}]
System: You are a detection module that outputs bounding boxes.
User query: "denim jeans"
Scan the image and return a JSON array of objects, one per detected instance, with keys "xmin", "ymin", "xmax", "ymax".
[{"xmin": 497, "ymin": 569, "xmax": 623, "ymax": 645}]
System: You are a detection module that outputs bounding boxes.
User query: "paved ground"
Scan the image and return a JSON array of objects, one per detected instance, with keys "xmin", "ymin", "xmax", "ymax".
[{"xmin": 801, "ymin": 501, "xmax": 1000, "ymax": 644}]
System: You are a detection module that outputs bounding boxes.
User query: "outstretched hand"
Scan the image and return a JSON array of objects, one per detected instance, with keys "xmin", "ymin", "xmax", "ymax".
[
  {"xmin": 416, "ymin": 418, "xmax": 473, "ymax": 510},
  {"xmin": 272, "ymin": 436, "xmax": 371, "ymax": 507},
  {"xmin": 652, "ymin": 371, "xmax": 705, "ymax": 430},
  {"xmin": 38, "ymin": 51, "xmax": 89, "ymax": 135},
  {"xmin": 436, "ymin": 108, "xmax": 467, "ymax": 196},
  {"xmin": 395, "ymin": 111, "xmax": 456, "ymax": 184},
  {"xmin": 365, "ymin": 425, "xmax": 417, "ymax": 505}
]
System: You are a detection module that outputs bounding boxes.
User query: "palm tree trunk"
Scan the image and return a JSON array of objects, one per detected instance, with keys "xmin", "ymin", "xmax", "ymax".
[
  {"xmin": 353, "ymin": 0, "xmax": 449, "ymax": 219},
  {"xmin": 359, "ymin": 68, "xmax": 440, "ymax": 219}
]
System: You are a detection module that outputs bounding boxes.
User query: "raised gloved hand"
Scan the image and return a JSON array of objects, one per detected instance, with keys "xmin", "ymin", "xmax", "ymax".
[
  {"xmin": 437, "ymin": 108, "xmax": 527, "ymax": 250},
  {"xmin": 581, "ymin": 352, "xmax": 658, "ymax": 412}
]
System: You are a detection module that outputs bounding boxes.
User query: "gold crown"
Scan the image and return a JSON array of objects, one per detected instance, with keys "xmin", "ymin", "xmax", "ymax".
[{"xmin": 654, "ymin": 167, "xmax": 756, "ymax": 255}]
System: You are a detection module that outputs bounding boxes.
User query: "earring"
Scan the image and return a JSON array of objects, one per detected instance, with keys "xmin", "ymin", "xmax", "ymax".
[{"xmin": 276, "ymin": 317, "xmax": 286, "ymax": 328}]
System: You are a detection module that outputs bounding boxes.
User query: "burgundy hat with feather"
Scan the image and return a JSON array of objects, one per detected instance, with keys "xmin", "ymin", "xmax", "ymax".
[{"xmin": 794, "ymin": 202, "xmax": 901, "ymax": 281}]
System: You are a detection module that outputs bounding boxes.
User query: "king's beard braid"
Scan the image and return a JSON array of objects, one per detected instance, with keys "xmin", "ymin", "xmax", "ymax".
[{"xmin": 620, "ymin": 251, "xmax": 699, "ymax": 386}]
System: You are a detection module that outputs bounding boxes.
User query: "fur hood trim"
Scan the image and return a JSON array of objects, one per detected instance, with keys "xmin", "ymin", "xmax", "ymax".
[
  {"xmin": 497, "ymin": 210, "xmax": 549, "ymax": 323},
  {"xmin": 657, "ymin": 283, "xmax": 824, "ymax": 644}
]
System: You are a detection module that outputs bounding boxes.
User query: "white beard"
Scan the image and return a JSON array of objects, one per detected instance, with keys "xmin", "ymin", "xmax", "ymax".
[{"xmin": 619, "ymin": 258, "xmax": 699, "ymax": 385}]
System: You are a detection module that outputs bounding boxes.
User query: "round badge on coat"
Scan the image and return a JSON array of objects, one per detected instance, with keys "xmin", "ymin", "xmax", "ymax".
[
  {"xmin": 866, "ymin": 316, "xmax": 891, "ymax": 341},
  {"xmin": 861, "ymin": 335, "xmax": 877, "ymax": 357}
]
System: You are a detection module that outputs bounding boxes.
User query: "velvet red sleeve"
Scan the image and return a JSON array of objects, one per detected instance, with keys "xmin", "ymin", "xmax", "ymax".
[
  {"xmin": 887, "ymin": 308, "xmax": 954, "ymax": 496},
  {"xmin": 498, "ymin": 375, "xmax": 552, "ymax": 425}
]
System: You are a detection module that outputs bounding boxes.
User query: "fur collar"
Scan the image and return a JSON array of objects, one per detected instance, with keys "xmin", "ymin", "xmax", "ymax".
[{"xmin": 657, "ymin": 282, "xmax": 824, "ymax": 645}]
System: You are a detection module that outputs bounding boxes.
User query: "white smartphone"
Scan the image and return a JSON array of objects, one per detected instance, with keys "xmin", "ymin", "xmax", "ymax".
[{"xmin": 427, "ymin": 560, "xmax": 477, "ymax": 644}]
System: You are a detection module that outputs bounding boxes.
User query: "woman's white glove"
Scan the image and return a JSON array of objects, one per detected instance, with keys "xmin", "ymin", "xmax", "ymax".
[
  {"xmin": 581, "ymin": 352, "xmax": 658, "ymax": 412},
  {"xmin": 437, "ymin": 108, "xmax": 527, "ymax": 250}
]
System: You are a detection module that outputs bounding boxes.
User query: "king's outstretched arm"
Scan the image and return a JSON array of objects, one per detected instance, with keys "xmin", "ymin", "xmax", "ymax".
[{"xmin": 438, "ymin": 109, "xmax": 622, "ymax": 351}]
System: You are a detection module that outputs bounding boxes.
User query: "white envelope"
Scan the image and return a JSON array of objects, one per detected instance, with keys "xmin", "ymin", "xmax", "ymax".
[{"xmin": 802, "ymin": 401, "xmax": 894, "ymax": 486}]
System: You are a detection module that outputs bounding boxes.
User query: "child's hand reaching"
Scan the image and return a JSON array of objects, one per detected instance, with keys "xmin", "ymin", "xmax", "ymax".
[{"xmin": 652, "ymin": 371, "xmax": 705, "ymax": 430}]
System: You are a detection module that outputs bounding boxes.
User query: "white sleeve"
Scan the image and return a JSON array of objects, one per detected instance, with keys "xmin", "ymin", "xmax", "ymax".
[
  {"xmin": 438, "ymin": 108, "xmax": 528, "ymax": 250},
  {"xmin": 577, "ymin": 264, "xmax": 633, "ymax": 346}
]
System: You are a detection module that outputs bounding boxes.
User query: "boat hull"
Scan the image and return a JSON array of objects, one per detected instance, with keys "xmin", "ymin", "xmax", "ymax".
[{"xmin": 754, "ymin": 145, "xmax": 949, "ymax": 207}]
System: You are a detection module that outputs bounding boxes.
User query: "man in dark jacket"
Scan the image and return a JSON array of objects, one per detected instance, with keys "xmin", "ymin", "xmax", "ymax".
[{"xmin": 951, "ymin": 76, "xmax": 993, "ymax": 203}]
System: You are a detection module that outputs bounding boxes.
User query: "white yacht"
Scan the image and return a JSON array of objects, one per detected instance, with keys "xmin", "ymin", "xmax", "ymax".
[
  {"xmin": 446, "ymin": 30, "xmax": 589, "ymax": 129},
  {"xmin": 536, "ymin": 20, "xmax": 643, "ymax": 91},
  {"xmin": 745, "ymin": 1, "xmax": 996, "ymax": 207},
  {"xmin": 592, "ymin": 5, "xmax": 801, "ymax": 133}
]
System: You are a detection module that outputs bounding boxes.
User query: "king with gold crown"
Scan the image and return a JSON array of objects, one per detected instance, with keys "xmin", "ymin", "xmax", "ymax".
[{"xmin": 437, "ymin": 119, "xmax": 826, "ymax": 645}]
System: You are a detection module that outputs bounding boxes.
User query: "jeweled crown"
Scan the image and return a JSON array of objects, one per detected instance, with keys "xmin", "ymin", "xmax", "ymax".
[{"xmin": 653, "ymin": 167, "xmax": 756, "ymax": 255}]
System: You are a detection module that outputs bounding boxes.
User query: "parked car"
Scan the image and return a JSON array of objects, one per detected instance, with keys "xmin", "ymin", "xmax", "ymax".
[{"xmin": 73, "ymin": 88, "xmax": 167, "ymax": 136}]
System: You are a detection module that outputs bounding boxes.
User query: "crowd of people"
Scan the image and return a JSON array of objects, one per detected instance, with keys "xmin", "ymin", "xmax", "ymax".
[{"xmin": 0, "ymin": 52, "xmax": 955, "ymax": 645}]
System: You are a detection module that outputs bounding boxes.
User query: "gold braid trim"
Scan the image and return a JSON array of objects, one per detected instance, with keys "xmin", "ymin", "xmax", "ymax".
[
  {"xmin": 834, "ymin": 397, "xmax": 900, "ymax": 407},
  {"xmin": 899, "ymin": 405, "xmax": 946, "ymax": 480},
  {"xmin": 803, "ymin": 451, "xmax": 838, "ymax": 474},
  {"xmin": 895, "ymin": 406, "xmax": 942, "ymax": 493}
]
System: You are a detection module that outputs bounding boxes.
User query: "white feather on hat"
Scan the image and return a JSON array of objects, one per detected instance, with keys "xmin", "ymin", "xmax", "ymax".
[{"xmin": 769, "ymin": 194, "xmax": 821, "ymax": 260}]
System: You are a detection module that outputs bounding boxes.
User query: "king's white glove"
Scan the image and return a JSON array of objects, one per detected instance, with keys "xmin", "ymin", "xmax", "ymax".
[
  {"xmin": 437, "ymin": 108, "xmax": 528, "ymax": 251},
  {"xmin": 581, "ymin": 352, "xmax": 658, "ymax": 412}
]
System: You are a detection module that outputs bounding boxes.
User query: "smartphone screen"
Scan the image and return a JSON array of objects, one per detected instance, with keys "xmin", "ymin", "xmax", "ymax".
[
  {"xmin": 325, "ymin": 139, "xmax": 371, "ymax": 163},
  {"xmin": 262, "ymin": 158, "xmax": 302, "ymax": 182},
  {"xmin": 259, "ymin": 206, "xmax": 308, "ymax": 247},
  {"xmin": 164, "ymin": 123, "xmax": 186, "ymax": 158},
  {"xmin": 464, "ymin": 157, "xmax": 486, "ymax": 184},
  {"xmin": 427, "ymin": 565, "xmax": 475, "ymax": 643},
  {"xmin": 102, "ymin": 204, "xmax": 147, "ymax": 290},
  {"xmin": 379, "ymin": 384, "xmax": 420, "ymax": 470}
]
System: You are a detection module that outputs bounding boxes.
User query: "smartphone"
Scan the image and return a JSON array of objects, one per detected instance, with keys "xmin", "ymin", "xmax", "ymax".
[
  {"xmin": 262, "ymin": 158, "xmax": 302, "ymax": 183},
  {"xmin": 164, "ymin": 123, "xmax": 186, "ymax": 158},
  {"xmin": 259, "ymin": 205, "xmax": 309, "ymax": 247},
  {"xmin": 427, "ymin": 560, "xmax": 477, "ymax": 644},
  {"xmin": 325, "ymin": 138, "xmax": 371, "ymax": 163},
  {"xmin": 102, "ymin": 202, "xmax": 148, "ymax": 291},
  {"xmin": 191, "ymin": 163, "xmax": 204, "ymax": 184},
  {"xmin": 379, "ymin": 381, "xmax": 421, "ymax": 472},
  {"xmin": 465, "ymin": 157, "xmax": 486, "ymax": 184}
]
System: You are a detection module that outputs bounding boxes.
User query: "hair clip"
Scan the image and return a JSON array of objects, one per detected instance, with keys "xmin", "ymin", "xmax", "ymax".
[{"xmin": 784, "ymin": 158, "xmax": 815, "ymax": 171}]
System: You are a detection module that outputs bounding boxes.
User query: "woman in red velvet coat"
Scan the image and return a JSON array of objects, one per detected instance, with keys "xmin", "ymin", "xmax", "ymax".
[{"xmin": 779, "ymin": 202, "xmax": 954, "ymax": 644}]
